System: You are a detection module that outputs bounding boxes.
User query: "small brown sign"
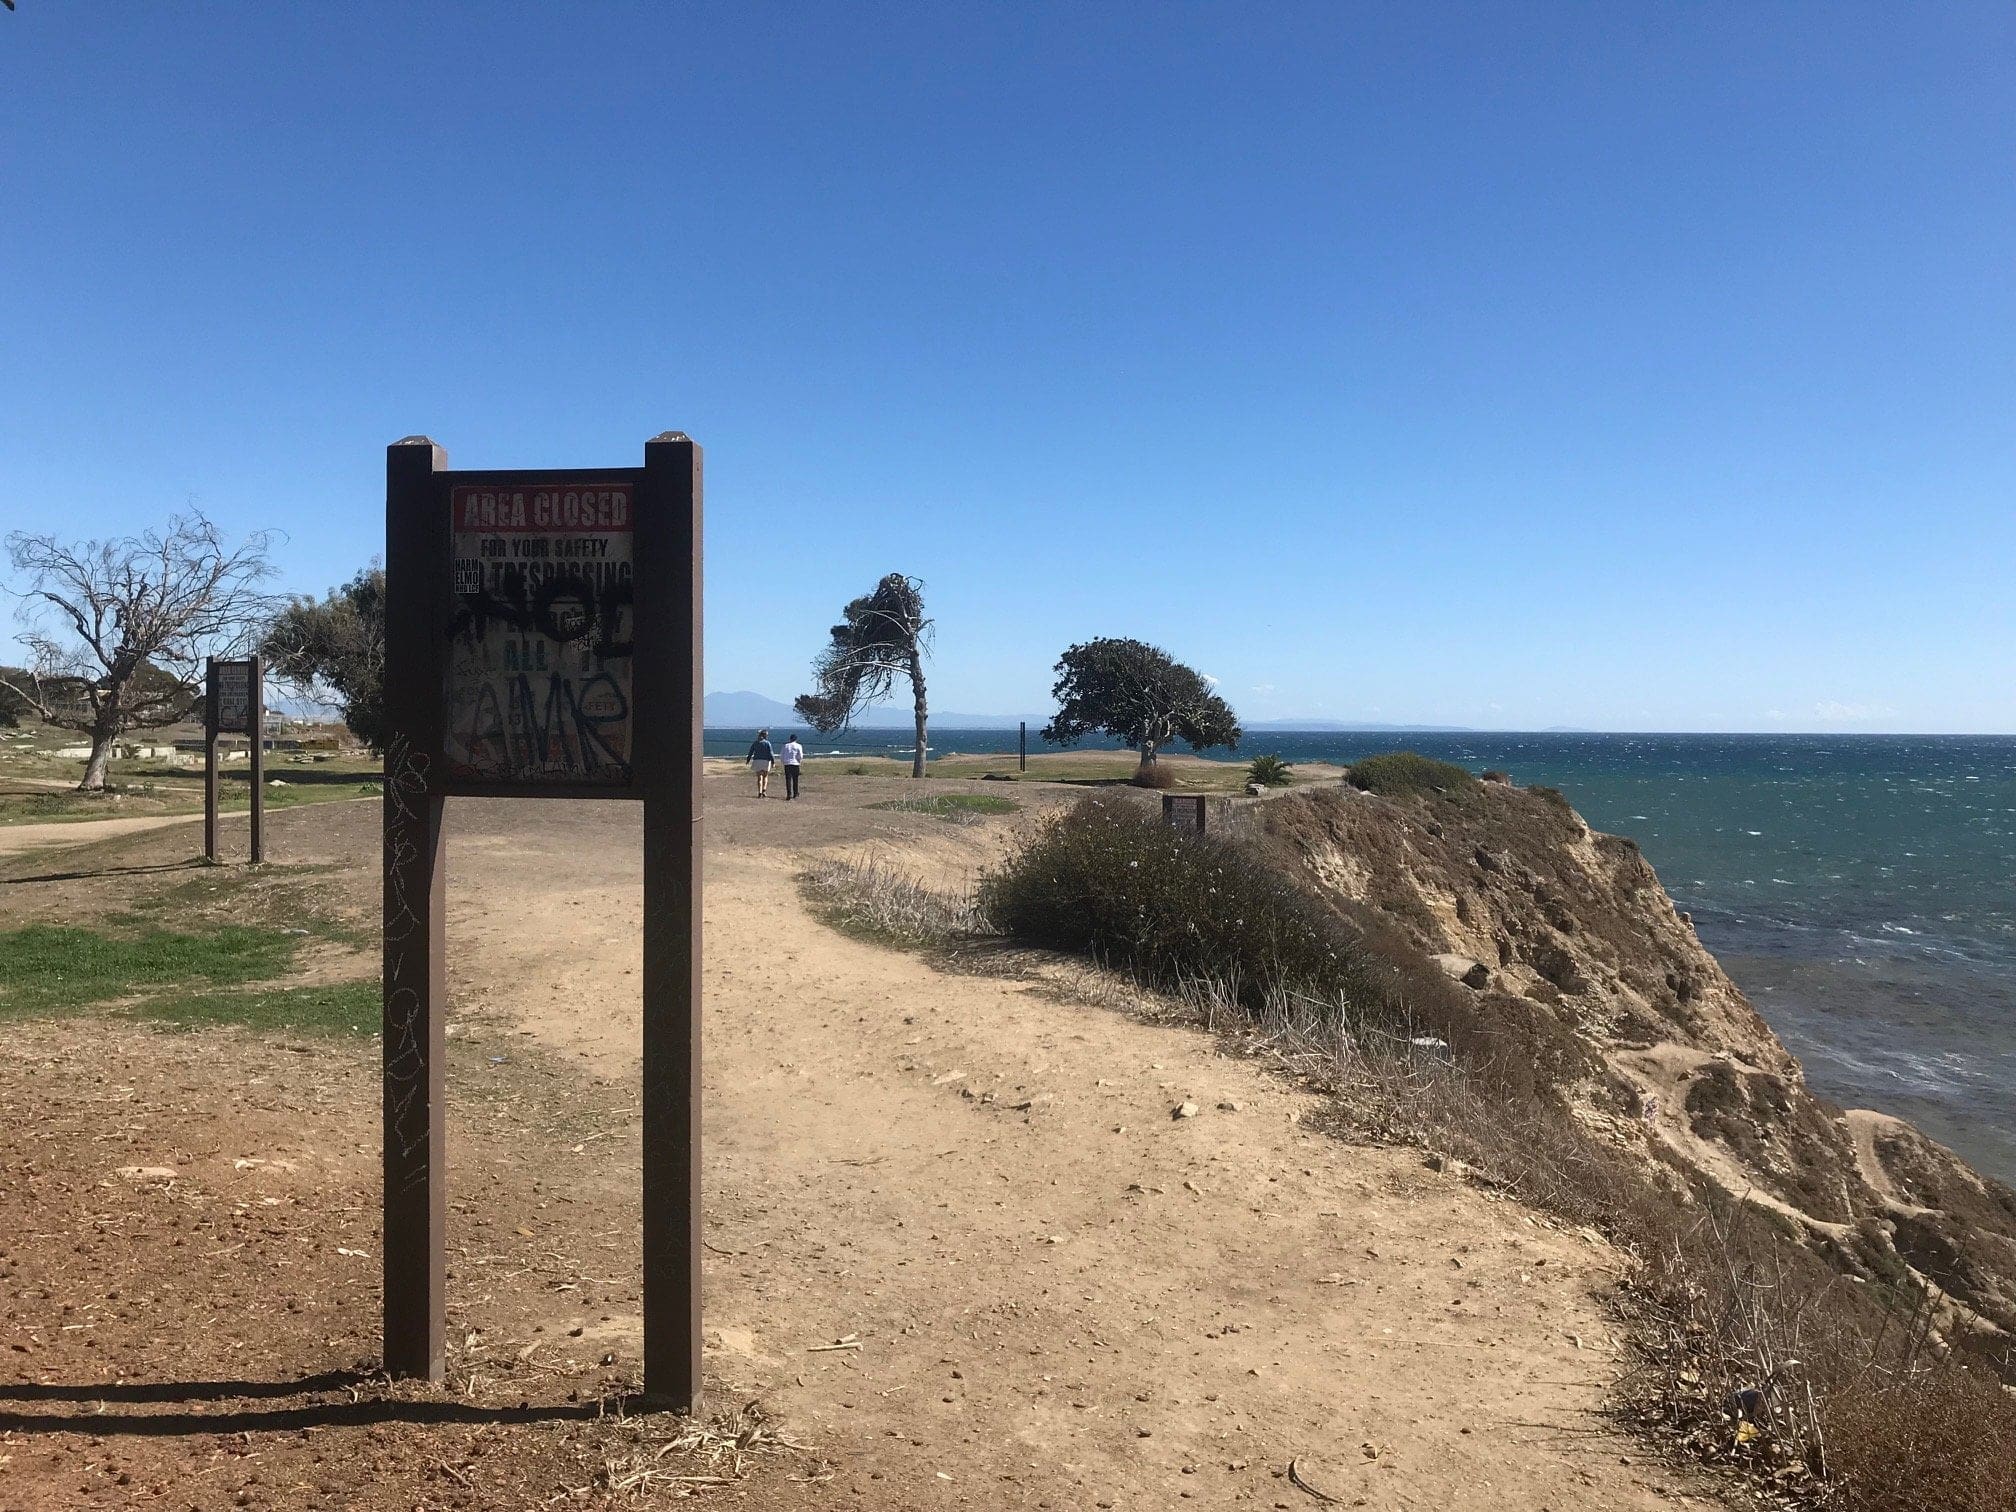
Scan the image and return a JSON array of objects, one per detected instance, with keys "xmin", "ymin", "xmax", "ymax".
[
  {"xmin": 212, "ymin": 659, "xmax": 256, "ymax": 735},
  {"xmin": 205, "ymin": 656, "xmax": 265, "ymax": 865},
  {"xmin": 444, "ymin": 483, "xmax": 635, "ymax": 786}
]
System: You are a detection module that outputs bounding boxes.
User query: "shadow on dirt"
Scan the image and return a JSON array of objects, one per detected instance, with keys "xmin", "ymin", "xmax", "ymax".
[
  {"xmin": 0, "ymin": 859, "xmax": 206, "ymax": 886},
  {"xmin": 0, "ymin": 1370, "xmax": 649, "ymax": 1437}
]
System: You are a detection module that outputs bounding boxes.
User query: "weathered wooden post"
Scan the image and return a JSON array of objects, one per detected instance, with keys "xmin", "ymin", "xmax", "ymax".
[
  {"xmin": 1019, "ymin": 720, "xmax": 1027, "ymax": 772},
  {"xmin": 204, "ymin": 657, "xmax": 220, "ymax": 863},
  {"xmin": 381, "ymin": 437, "xmax": 449, "ymax": 1382},
  {"xmin": 636, "ymin": 432, "xmax": 704, "ymax": 1411},
  {"xmin": 248, "ymin": 654, "xmax": 266, "ymax": 864}
]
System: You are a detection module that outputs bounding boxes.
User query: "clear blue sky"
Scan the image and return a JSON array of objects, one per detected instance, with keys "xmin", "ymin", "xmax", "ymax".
[{"xmin": 3, "ymin": 3, "xmax": 2010, "ymax": 732}]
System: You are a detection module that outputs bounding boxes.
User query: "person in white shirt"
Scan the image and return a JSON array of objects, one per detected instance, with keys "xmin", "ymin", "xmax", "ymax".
[{"xmin": 781, "ymin": 735, "xmax": 806, "ymax": 800}]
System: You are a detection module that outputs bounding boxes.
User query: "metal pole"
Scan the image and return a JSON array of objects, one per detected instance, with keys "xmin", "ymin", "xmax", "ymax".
[
  {"xmin": 248, "ymin": 654, "xmax": 266, "ymax": 864},
  {"xmin": 204, "ymin": 657, "xmax": 219, "ymax": 863},
  {"xmin": 1018, "ymin": 721, "xmax": 1027, "ymax": 772},
  {"xmin": 381, "ymin": 437, "xmax": 449, "ymax": 1382},
  {"xmin": 637, "ymin": 432, "xmax": 704, "ymax": 1412}
]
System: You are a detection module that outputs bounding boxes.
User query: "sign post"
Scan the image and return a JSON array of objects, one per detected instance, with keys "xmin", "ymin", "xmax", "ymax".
[
  {"xmin": 204, "ymin": 658, "xmax": 220, "ymax": 863},
  {"xmin": 380, "ymin": 434, "xmax": 704, "ymax": 1411},
  {"xmin": 206, "ymin": 656, "xmax": 263, "ymax": 863},
  {"xmin": 636, "ymin": 434, "xmax": 704, "ymax": 1408},
  {"xmin": 1018, "ymin": 720, "xmax": 1027, "ymax": 772}
]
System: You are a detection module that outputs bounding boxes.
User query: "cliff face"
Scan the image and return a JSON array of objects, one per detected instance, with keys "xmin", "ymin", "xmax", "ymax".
[{"xmin": 1256, "ymin": 780, "xmax": 2016, "ymax": 1339}]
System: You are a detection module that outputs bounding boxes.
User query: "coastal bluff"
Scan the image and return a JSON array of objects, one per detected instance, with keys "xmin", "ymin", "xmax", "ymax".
[{"xmin": 1258, "ymin": 778, "xmax": 2016, "ymax": 1344}]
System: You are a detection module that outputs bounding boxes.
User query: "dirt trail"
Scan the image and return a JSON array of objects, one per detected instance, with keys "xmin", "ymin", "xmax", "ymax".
[
  {"xmin": 0, "ymin": 812, "xmax": 206, "ymax": 859},
  {"xmin": 443, "ymin": 783, "xmax": 1715, "ymax": 1509}
]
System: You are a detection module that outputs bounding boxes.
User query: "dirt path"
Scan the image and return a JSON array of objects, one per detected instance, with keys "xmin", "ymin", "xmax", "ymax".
[
  {"xmin": 443, "ymin": 783, "xmax": 1715, "ymax": 1510},
  {"xmin": 0, "ymin": 812, "xmax": 206, "ymax": 859}
]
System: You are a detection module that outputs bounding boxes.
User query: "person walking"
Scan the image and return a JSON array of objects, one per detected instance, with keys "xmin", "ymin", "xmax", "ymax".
[
  {"xmin": 781, "ymin": 733, "xmax": 805, "ymax": 799},
  {"xmin": 746, "ymin": 729, "xmax": 776, "ymax": 797}
]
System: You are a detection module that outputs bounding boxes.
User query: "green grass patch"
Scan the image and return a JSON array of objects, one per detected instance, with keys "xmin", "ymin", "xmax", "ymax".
[
  {"xmin": 0, "ymin": 922, "xmax": 300, "ymax": 1016},
  {"xmin": 0, "ymin": 790, "xmax": 153, "ymax": 824},
  {"xmin": 114, "ymin": 864, "xmax": 368, "ymax": 946},
  {"xmin": 218, "ymin": 777, "xmax": 383, "ymax": 811},
  {"xmin": 871, "ymin": 793, "xmax": 1018, "ymax": 820},
  {"xmin": 139, "ymin": 978, "xmax": 377, "ymax": 1036},
  {"xmin": 1345, "ymin": 751, "xmax": 1477, "ymax": 799}
]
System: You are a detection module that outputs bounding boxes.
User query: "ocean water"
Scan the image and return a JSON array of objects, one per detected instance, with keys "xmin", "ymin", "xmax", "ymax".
[{"xmin": 709, "ymin": 726, "xmax": 2016, "ymax": 1183}]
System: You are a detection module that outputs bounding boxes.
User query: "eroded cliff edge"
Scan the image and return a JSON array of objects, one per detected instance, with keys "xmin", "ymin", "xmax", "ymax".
[{"xmin": 1254, "ymin": 777, "xmax": 2016, "ymax": 1343}]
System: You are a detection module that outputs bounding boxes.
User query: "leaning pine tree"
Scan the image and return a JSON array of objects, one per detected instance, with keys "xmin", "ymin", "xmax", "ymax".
[
  {"xmin": 794, "ymin": 573, "xmax": 932, "ymax": 778},
  {"xmin": 1043, "ymin": 637, "xmax": 1241, "ymax": 780}
]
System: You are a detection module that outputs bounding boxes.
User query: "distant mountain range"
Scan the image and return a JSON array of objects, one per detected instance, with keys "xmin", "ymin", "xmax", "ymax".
[{"xmin": 703, "ymin": 692, "xmax": 1478, "ymax": 734}]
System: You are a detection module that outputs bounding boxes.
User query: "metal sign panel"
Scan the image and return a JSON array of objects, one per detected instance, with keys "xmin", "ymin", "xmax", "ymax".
[
  {"xmin": 445, "ymin": 482, "xmax": 636, "ymax": 786},
  {"xmin": 212, "ymin": 659, "xmax": 256, "ymax": 735}
]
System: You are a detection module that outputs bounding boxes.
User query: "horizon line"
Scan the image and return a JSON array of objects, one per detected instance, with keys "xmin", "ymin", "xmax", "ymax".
[{"xmin": 701, "ymin": 723, "xmax": 2016, "ymax": 739}]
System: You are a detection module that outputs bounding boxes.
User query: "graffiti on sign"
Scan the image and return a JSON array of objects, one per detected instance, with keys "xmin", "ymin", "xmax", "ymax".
[
  {"xmin": 445, "ymin": 483, "xmax": 635, "ymax": 784},
  {"xmin": 213, "ymin": 661, "xmax": 255, "ymax": 735}
]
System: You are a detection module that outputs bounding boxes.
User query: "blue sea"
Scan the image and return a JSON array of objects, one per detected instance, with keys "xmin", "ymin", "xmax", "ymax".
[{"xmin": 710, "ymin": 727, "xmax": 2016, "ymax": 1183}]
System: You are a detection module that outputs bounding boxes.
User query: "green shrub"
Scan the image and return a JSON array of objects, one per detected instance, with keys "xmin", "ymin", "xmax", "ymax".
[
  {"xmin": 1346, "ymin": 751, "xmax": 1476, "ymax": 798},
  {"xmin": 1246, "ymin": 754, "xmax": 1294, "ymax": 787},
  {"xmin": 977, "ymin": 793, "xmax": 1372, "ymax": 1013}
]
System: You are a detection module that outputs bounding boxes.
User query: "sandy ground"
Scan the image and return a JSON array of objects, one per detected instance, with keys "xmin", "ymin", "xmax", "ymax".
[
  {"xmin": 0, "ymin": 774, "xmax": 1721, "ymax": 1509},
  {"xmin": 0, "ymin": 813, "xmax": 208, "ymax": 858}
]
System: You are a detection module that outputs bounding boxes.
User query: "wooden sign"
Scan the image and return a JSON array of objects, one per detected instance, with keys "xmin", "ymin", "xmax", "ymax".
[
  {"xmin": 213, "ymin": 659, "xmax": 257, "ymax": 735},
  {"xmin": 205, "ymin": 655, "xmax": 265, "ymax": 864},
  {"xmin": 382, "ymin": 435, "xmax": 703, "ymax": 1414},
  {"xmin": 1162, "ymin": 792, "xmax": 1208, "ymax": 833},
  {"xmin": 445, "ymin": 483, "xmax": 636, "ymax": 786}
]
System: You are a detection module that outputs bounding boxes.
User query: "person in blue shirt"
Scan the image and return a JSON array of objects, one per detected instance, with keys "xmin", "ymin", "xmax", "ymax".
[{"xmin": 745, "ymin": 729, "xmax": 776, "ymax": 797}]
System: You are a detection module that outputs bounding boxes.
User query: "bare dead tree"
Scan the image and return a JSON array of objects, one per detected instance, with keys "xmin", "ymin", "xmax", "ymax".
[
  {"xmin": 3, "ymin": 511, "xmax": 279, "ymax": 791},
  {"xmin": 794, "ymin": 573, "xmax": 933, "ymax": 778}
]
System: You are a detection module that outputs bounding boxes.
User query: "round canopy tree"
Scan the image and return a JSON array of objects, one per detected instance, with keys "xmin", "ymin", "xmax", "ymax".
[
  {"xmin": 1042, "ymin": 637, "xmax": 1241, "ymax": 776},
  {"xmin": 264, "ymin": 567, "xmax": 388, "ymax": 751}
]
